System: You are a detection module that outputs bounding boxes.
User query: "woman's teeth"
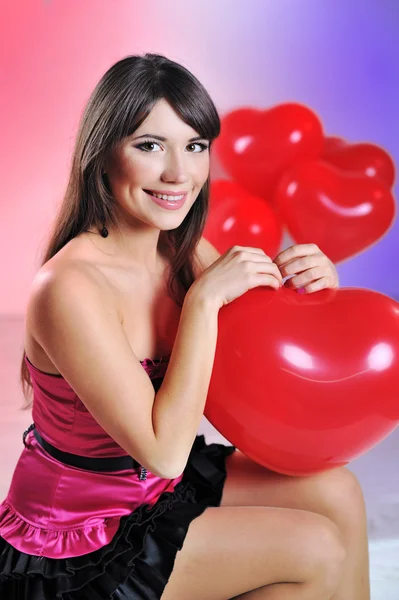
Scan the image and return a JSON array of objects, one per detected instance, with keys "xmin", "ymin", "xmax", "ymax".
[{"xmin": 147, "ymin": 191, "xmax": 184, "ymax": 201}]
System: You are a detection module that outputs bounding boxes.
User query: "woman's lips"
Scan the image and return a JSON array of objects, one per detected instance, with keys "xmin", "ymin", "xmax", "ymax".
[{"xmin": 144, "ymin": 189, "xmax": 188, "ymax": 210}]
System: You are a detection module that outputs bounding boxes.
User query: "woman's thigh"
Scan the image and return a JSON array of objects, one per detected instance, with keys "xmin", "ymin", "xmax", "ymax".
[
  {"xmin": 220, "ymin": 450, "xmax": 365, "ymax": 519},
  {"xmin": 161, "ymin": 502, "xmax": 345, "ymax": 600}
]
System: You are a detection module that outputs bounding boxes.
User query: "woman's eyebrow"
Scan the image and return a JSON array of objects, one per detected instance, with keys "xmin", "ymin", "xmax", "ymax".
[{"xmin": 132, "ymin": 134, "xmax": 205, "ymax": 142}]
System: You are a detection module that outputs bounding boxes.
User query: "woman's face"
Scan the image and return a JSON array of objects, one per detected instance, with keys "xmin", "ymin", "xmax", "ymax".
[{"xmin": 104, "ymin": 98, "xmax": 211, "ymax": 231}]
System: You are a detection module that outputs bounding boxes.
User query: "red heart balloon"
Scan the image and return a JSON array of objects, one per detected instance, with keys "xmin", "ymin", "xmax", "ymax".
[
  {"xmin": 274, "ymin": 160, "xmax": 396, "ymax": 263},
  {"xmin": 322, "ymin": 136, "xmax": 347, "ymax": 153},
  {"xmin": 203, "ymin": 180, "xmax": 283, "ymax": 257},
  {"xmin": 205, "ymin": 286, "xmax": 399, "ymax": 476},
  {"xmin": 214, "ymin": 104, "xmax": 324, "ymax": 201},
  {"xmin": 322, "ymin": 136, "xmax": 396, "ymax": 188}
]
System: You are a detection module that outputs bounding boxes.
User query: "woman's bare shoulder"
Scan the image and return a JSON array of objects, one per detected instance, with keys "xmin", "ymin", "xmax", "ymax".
[
  {"xmin": 24, "ymin": 249, "xmax": 118, "ymax": 375},
  {"xmin": 27, "ymin": 260, "xmax": 105, "ymax": 330},
  {"xmin": 27, "ymin": 244, "xmax": 121, "ymax": 346},
  {"xmin": 32, "ymin": 236, "xmax": 117, "ymax": 299}
]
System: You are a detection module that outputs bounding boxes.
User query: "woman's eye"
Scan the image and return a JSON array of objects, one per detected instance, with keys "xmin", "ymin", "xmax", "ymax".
[
  {"xmin": 187, "ymin": 142, "xmax": 209, "ymax": 153},
  {"xmin": 136, "ymin": 141, "xmax": 162, "ymax": 152}
]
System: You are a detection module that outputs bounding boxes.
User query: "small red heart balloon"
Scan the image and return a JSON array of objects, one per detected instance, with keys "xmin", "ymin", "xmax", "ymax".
[
  {"xmin": 214, "ymin": 104, "xmax": 324, "ymax": 201},
  {"xmin": 205, "ymin": 286, "xmax": 399, "ymax": 476},
  {"xmin": 322, "ymin": 136, "xmax": 396, "ymax": 188},
  {"xmin": 274, "ymin": 160, "xmax": 396, "ymax": 263},
  {"xmin": 203, "ymin": 180, "xmax": 283, "ymax": 257}
]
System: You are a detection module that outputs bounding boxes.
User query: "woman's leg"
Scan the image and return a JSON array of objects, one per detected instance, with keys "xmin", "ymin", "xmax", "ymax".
[
  {"xmin": 221, "ymin": 451, "xmax": 370, "ymax": 600},
  {"xmin": 161, "ymin": 504, "xmax": 345, "ymax": 599}
]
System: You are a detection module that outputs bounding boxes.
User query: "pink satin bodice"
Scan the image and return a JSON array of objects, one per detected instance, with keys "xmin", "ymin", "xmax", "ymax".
[
  {"xmin": 0, "ymin": 355, "xmax": 183, "ymax": 559},
  {"xmin": 26, "ymin": 354, "xmax": 168, "ymax": 458}
]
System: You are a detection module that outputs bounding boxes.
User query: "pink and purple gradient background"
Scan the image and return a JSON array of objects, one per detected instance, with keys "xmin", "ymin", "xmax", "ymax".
[{"xmin": 1, "ymin": 0, "xmax": 398, "ymax": 314}]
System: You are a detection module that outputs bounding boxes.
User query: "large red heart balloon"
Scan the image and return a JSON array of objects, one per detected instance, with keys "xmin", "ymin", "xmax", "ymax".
[
  {"xmin": 274, "ymin": 160, "xmax": 396, "ymax": 263},
  {"xmin": 205, "ymin": 286, "xmax": 399, "ymax": 476},
  {"xmin": 203, "ymin": 180, "xmax": 283, "ymax": 257},
  {"xmin": 214, "ymin": 104, "xmax": 324, "ymax": 201},
  {"xmin": 322, "ymin": 136, "xmax": 396, "ymax": 188}
]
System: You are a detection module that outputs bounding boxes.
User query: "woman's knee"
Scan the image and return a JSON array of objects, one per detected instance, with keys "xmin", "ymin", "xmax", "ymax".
[
  {"xmin": 315, "ymin": 467, "xmax": 367, "ymax": 524},
  {"xmin": 321, "ymin": 520, "xmax": 346, "ymax": 578},
  {"xmin": 308, "ymin": 516, "xmax": 347, "ymax": 592}
]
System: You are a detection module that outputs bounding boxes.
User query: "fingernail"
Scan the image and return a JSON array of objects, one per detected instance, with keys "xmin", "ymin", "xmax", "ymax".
[{"xmin": 297, "ymin": 288, "xmax": 306, "ymax": 294}]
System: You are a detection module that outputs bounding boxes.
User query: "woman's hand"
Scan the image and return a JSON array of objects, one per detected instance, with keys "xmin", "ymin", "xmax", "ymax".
[
  {"xmin": 273, "ymin": 244, "xmax": 339, "ymax": 294},
  {"xmin": 189, "ymin": 245, "xmax": 283, "ymax": 310}
]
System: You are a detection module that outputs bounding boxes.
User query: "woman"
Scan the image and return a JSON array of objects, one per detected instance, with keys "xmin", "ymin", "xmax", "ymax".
[{"xmin": 0, "ymin": 53, "xmax": 370, "ymax": 599}]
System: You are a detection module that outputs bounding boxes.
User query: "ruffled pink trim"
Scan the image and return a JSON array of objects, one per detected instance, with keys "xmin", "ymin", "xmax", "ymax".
[{"xmin": 0, "ymin": 499, "xmax": 121, "ymax": 558}]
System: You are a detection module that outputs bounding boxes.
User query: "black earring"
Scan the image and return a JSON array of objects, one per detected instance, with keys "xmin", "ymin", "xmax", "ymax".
[{"xmin": 100, "ymin": 223, "xmax": 109, "ymax": 238}]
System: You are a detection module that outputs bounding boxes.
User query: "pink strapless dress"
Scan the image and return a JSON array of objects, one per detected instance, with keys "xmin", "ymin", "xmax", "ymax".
[{"xmin": 0, "ymin": 355, "xmax": 236, "ymax": 600}]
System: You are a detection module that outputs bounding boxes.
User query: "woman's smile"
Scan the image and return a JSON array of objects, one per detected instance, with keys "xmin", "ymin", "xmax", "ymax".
[{"xmin": 143, "ymin": 189, "xmax": 188, "ymax": 210}]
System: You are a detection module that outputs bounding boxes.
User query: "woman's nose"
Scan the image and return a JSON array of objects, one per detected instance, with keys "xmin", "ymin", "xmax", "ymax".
[{"xmin": 161, "ymin": 152, "xmax": 189, "ymax": 183}]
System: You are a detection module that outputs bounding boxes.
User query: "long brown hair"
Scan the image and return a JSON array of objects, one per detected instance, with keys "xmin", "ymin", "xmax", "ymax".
[{"xmin": 20, "ymin": 53, "xmax": 221, "ymax": 407}]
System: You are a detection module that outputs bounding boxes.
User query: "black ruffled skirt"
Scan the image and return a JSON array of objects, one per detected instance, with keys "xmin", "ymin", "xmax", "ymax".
[{"xmin": 0, "ymin": 435, "xmax": 236, "ymax": 599}]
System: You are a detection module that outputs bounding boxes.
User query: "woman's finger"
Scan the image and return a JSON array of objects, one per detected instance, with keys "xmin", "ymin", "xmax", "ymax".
[
  {"xmin": 278, "ymin": 254, "xmax": 324, "ymax": 277},
  {"xmin": 284, "ymin": 266, "xmax": 326, "ymax": 288},
  {"xmin": 273, "ymin": 243, "xmax": 320, "ymax": 268}
]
